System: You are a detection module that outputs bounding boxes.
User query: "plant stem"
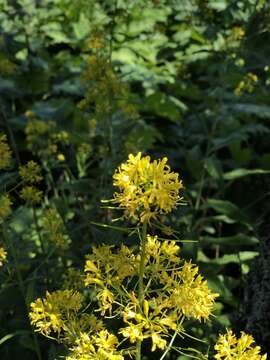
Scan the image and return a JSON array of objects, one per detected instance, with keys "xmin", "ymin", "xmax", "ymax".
[
  {"xmin": 136, "ymin": 221, "xmax": 147, "ymax": 360},
  {"xmin": 1, "ymin": 225, "xmax": 42, "ymax": 360}
]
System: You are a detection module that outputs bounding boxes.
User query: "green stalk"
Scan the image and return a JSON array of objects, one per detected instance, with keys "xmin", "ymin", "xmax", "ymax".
[
  {"xmin": 136, "ymin": 221, "xmax": 147, "ymax": 360},
  {"xmin": 1, "ymin": 225, "xmax": 42, "ymax": 360}
]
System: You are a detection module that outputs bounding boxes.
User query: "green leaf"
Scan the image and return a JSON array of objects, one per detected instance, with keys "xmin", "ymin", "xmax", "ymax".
[
  {"xmin": 0, "ymin": 331, "xmax": 30, "ymax": 346},
  {"xmin": 200, "ymin": 233, "xmax": 259, "ymax": 249},
  {"xmin": 204, "ymin": 199, "xmax": 249, "ymax": 225},
  {"xmin": 223, "ymin": 168, "xmax": 270, "ymax": 180}
]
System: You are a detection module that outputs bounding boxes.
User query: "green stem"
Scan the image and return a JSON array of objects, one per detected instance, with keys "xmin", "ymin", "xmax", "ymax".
[
  {"xmin": 136, "ymin": 221, "xmax": 147, "ymax": 360},
  {"xmin": 1, "ymin": 225, "xmax": 42, "ymax": 360}
]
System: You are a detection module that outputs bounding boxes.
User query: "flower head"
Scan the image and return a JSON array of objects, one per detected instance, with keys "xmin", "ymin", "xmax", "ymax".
[
  {"xmin": 29, "ymin": 290, "xmax": 83, "ymax": 337},
  {"xmin": 0, "ymin": 193, "xmax": 12, "ymax": 221},
  {"xmin": 19, "ymin": 160, "xmax": 42, "ymax": 184},
  {"xmin": 0, "ymin": 247, "xmax": 7, "ymax": 266},
  {"xmin": 214, "ymin": 330, "xmax": 267, "ymax": 360},
  {"xmin": 0, "ymin": 134, "xmax": 12, "ymax": 170},
  {"xmin": 111, "ymin": 153, "xmax": 183, "ymax": 222}
]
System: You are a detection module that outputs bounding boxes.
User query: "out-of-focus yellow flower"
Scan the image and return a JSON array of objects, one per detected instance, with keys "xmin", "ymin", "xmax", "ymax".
[
  {"xmin": 0, "ymin": 59, "xmax": 16, "ymax": 76},
  {"xmin": 110, "ymin": 153, "xmax": 184, "ymax": 223},
  {"xmin": 62, "ymin": 267, "xmax": 84, "ymax": 290},
  {"xmin": 214, "ymin": 330, "xmax": 267, "ymax": 360},
  {"xmin": 29, "ymin": 290, "xmax": 83, "ymax": 337},
  {"xmin": 0, "ymin": 134, "xmax": 12, "ymax": 170},
  {"xmin": 0, "ymin": 193, "xmax": 12, "ymax": 220},
  {"xmin": 43, "ymin": 208, "xmax": 70, "ymax": 251},
  {"xmin": 235, "ymin": 72, "xmax": 258, "ymax": 96},
  {"xmin": 0, "ymin": 247, "xmax": 7, "ymax": 266},
  {"xmin": 20, "ymin": 186, "xmax": 43, "ymax": 205},
  {"xmin": 57, "ymin": 153, "xmax": 65, "ymax": 162},
  {"xmin": 19, "ymin": 160, "xmax": 42, "ymax": 183}
]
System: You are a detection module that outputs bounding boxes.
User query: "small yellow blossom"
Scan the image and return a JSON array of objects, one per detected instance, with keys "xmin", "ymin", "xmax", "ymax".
[
  {"xmin": 19, "ymin": 160, "xmax": 42, "ymax": 183},
  {"xmin": 0, "ymin": 134, "xmax": 12, "ymax": 170},
  {"xmin": 0, "ymin": 193, "xmax": 12, "ymax": 220},
  {"xmin": 110, "ymin": 153, "xmax": 184, "ymax": 223},
  {"xmin": 0, "ymin": 247, "xmax": 7, "ymax": 266},
  {"xmin": 214, "ymin": 330, "xmax": 267, "ymax": 360},
  {"xmin": 57, "ymin": 153, "xmax": 65, "ymax": 162}
]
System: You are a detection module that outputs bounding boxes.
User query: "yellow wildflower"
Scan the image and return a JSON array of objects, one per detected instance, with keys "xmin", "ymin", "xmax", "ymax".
[
  {"xmin": 29, "ymin": 290, "xmax": 83, "ymax": 337},
  {"xmin": 0, "ymin": 247, "xmax": 7, "ymax": 266},
  {"xmin": 57, "ymin": 153, "xmax": 65, "ymax": 162},
  {"xmin": 0, "ymin": 193, "xmax": 12, "ymax": 220},
  {"xmin": 110, "ymin": 152, "xmax": 184, "ymax": 223},
  {"xmin": 214, "ymin": 330, "xmax": 267, "ymax": 360},
  {"xmin": 0, "ymin": 134, "xmax": 12, "ymax": 170},
  {"xmin": 66, "ymin": 330, "xmax": 124, "ymax": 360},
  {"xmin": 19, "ymin": 160, "xmax": 42, "ymax": 183},
  {"xmin": 170, "ymin": 261, "xmax": 219, "ymax": 321}
]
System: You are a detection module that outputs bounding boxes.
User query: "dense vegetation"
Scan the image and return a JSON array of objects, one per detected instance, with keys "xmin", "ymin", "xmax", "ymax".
[{"xmin": 0, "ymin": 0, "xmax": 270, "ymax": 359}]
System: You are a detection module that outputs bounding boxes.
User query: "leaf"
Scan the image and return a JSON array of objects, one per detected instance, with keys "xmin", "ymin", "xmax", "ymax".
[
  {"xmin": 204, "ymin": 199, "xmax": 249, "ymax": 225},
  {"xmin": 200, "ymin": 234, "xmax": 259, "ymax": 249},
  {"xmin": 231, "ymin": 103, "xmax": 270, "ymax": 118},
  {"xmin": 210, "ymin": 251, "xmax": 258, "ymax": 265},
  {"xmin": 0, "ymin": 331, "xmax": 30, "ymax": 346},
  {"xmin": 223, "ymin": 168, "xmax": 270, "ymax": 180}
]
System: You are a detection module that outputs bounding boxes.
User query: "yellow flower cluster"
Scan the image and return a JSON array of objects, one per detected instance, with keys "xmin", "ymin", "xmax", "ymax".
[
  {"xmin": 25, "ymin": 115, "xmax": 69, "ymax": 160},
  {"xmin": 0, "ymin": 193, "xmax": 12, "ymax": 221},
  {"xmin": 235, "ymin": 72, "xmax": 258, "ymax": 96},
  {"xmin": 19, "ymin": 160, "xmax": 43, "ymax": 205},
  {"xmin": 78, "ymin": 54, "xmax": 136, "ymax": 119},
  {"xmin": 0, "ymin": 134, "xmax": 12, "ymax": 170},
  {"xmin": 214, "ymin": 330, "xmax": 267, "ymax": 360},
  {"xmin": 111, "ymin": 153, "xmax": 184, "ymax": 222},
  {"xmin": 0, "ymin": 247, "xmax": 7, "ymax": 267},
  {"xmin": 66, "ymin": 330, "xmax": 124, "ymax": 360},
  {"xmin": 20, "ymin": 186, "xmax": 43, "ymax": 205},
  {"xmin": 42, "ymin": 208, "xmax": 70, "ymax": 251},
  {"xmin": 229, "ymin": 26, "xmax": 245, "ymax": 41},
  {"xmin": 29, "ymin": 290, "xmax": 83, "ymax": 337},
  {"xmin": 84, "ymin": 235, "xmax": 218, "ymax": 352},
  {"xmin": 84, "ymin": 244, "xmax": 138, "ymax": 315},
  {"xmin": 62, "ymin": 267, "xmax": 84, "ymax": 290},
  {"xmin": 19, "ymin": 160, "xmax": 42, "ymax": 184}
]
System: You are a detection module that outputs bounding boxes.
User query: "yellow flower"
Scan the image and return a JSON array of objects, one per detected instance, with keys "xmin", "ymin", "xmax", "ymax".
[
  {"xmin": 19, "ymin": 160, "xmax": 42, "ymax": 183},
  {"xmin": 0, "ymin": 193, "xmax": 12, "ymax": 220},
  {"xmin": 29, "ymin": 290, "xmax": 83, "ymax": 337},
  {"xmin": 214, "ymin": 330, "xmax": 267, "ymax": 360},
  {"xmin": 0, "ymin": 134, "xmax": 12, "ymax": 170},
  {"xmin": 57, "ymin": 153, "xmax": 65, "ymax": 162},
  {"xmin": 170, "ymin": 261, "xmax": 219, "ymax": 321},
  {"xmin": 66, "ymin": 330, "xmax": 124, "ymax": 360},
  {"xmin": 0, "ymin": 247, "xmax": 7, "ymax": 266},
  {"xmin": 110, "ymin": 153, "xmax": 184, "ymax": 222}
]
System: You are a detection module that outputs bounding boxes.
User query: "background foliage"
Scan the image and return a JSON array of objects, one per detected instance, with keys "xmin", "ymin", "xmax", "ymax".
[{"xmin": 0, "ymin": 0, "xmax": 270, "ymax": 358}]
